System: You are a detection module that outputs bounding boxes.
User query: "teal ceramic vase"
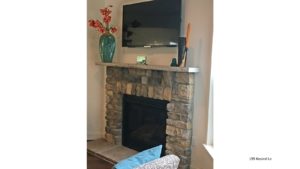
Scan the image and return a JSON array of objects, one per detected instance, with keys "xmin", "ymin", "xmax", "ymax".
[{"xmin": 99, "ymin": 32, "xmax": 116, "ymax": 63}]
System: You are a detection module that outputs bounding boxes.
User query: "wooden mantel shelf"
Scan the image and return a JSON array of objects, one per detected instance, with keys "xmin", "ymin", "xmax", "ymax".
[{"xmin": 96, "ymin": 61, "xmax": 200, "ymax": 73}]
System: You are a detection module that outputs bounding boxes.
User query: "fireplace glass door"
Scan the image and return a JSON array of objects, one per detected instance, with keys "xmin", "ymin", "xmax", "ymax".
[{"xmin": 122, "ymin": 94, "xmax": 168, "ymax": 154}]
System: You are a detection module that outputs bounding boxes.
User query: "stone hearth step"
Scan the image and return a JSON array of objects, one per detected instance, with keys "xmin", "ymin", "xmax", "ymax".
[{"xmin": 87, "ymin": 138, "xmax": 138, "ymax": 164}]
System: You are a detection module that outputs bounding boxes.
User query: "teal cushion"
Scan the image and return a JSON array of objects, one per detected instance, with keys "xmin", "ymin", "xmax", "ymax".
[{"xmin": 114, "ymin": 145, "xmax": 162, "ymax": 169}]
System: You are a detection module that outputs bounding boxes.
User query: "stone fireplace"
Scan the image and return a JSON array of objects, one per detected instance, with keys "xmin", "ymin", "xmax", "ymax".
[{"xmin": 104, "ymin": 63, "xmax": 198, "ymax": 169}]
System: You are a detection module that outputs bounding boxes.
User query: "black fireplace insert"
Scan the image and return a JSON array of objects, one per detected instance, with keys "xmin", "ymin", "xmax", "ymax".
[{"xmin": 122, "ymin": 94, "xmax": 168, "ymax": 154}]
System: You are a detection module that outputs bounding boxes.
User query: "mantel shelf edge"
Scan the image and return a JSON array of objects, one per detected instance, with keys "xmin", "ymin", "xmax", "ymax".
[{"xmin": 96, "ymin": 61, "xmax": 200, "ymax": 73}]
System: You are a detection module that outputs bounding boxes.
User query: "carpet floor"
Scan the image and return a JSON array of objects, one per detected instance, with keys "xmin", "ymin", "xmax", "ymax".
[{"xmin": 87, "ymin": 153, "xmax": 114, "ymax": 169}]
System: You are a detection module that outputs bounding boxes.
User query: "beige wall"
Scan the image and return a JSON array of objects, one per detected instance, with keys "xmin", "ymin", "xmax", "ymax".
[
  {"xmin": 87, "ymin": 0, "xmax": 213, "ymax": 168},
  {"xmin": 87, "ymin": 0, "xmax": 106, "ymax": 140},
  {"xmin": 183, "ymin": 1, "xmax": 214, "ymax": 169}
]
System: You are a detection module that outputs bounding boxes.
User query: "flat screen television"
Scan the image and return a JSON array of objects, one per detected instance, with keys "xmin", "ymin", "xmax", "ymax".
[{"xmin": 122, "ymin": 0, "xmax": 182, "ymax": 48}]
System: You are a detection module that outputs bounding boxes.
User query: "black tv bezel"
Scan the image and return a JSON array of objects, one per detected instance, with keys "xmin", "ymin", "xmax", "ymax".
[{"xmin": 122, "ymin": 0, "xmax": 182, "ymax": 48}]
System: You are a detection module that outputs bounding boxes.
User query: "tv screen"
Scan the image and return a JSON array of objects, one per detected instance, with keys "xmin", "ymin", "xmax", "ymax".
[{"xmin": 122, "ymin": 0, "xmax": 182, "ymax": 48}]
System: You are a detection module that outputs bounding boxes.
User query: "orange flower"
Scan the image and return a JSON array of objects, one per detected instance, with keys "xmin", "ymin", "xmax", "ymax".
[
  {"xmin": 94, "ymin": 20, "xmax": 102, "ymax": 27},
  {"xmin": 98, "ymin": 27, "xmax": 105, "ymax": 33},
  {"xmin": 100, "ymin": 8, "xmax": 112, "ymax": 16},
  {"xmin": 110, "ymin": 27, "xmax": 117, "ymax": 33},
  {"xmin": 103, "ymin": 15, "xmax": 111, "ymax": 25},
  {"xmin": 88, "ymin": 20, "xmax": 96, "ymax": 27}
]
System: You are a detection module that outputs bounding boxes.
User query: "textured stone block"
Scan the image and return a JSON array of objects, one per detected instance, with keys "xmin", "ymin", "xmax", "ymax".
[
  {"xmin": 166, "ymin": 125, "xmax": 192, "ymax": 138},
  {"xmin": 166, "ymin": 135, "xmax": 177, "ymax": 143},
  {"xmin": 178, "ymin": 121, "xmax": 192, "ymax": 129},
  {"xmin": 167, "ymin": 103, "xmax": 175, "ymax": 111},
  {"xmin": 162, "ymin": 72, "xmax": 173, "ymax": 87},
  {"xmin": 167, "ymin": 112, "xmax": 180, "ymax": 120},
  {"xmin": 105, "ymin": 133, "xmax": 114, "ymax": 144},
  {"xmin": 174, "ymin": 147, "xmax": 192, "ymax": 156},
  {"xmin": 106, "ymin": 103, "xmax": 114, "ymax": 110},
  {"xmin": 106, "ymin": 95, "xmax": 112, "ymax": 104},
  {"xmin": 165, "ymin": 150, "xmax": 174, "ymax": 155},
  {"xmin": 146, "ymin": 70, "xmax": 152, "ymax": 76},
  {"xmin": 116, "ymin": 82, "xmax": 122, "ymax": 93},
  {"xmin": 152, "ymin": 70, "xmax": 162, "ymax": 78},
  {"xmin": 131, "ymin": 83, "xmax": 137, "ymax": 95},
  {"xmin": 141, "ymin": 76, "xmax": 148, "ymax": 84},
  {"xmin": 106, "ymin": 67, "xmax": 114, "ymax": 76},
  {"xmin": 114, "ymin": 104, "xmax": 122, "ymax": 112},
  {"xmin": 106, "ymin": 120, "xmax": 122, "ymax": 127},
  {"xmin": 167, "ymin": 119, "xmax": 192, "ymax": 129},
  {"xmin": 114, "ymin": 136, "xmax": 122, "ymax": 145},
  {"xmin": 112, "ymin": 94, "xmax": 122, "ymax": 105},
  {"xmin": 166, "ymin": 125, "xmax": 176, "ymax": 136},
  {"xmin": 163, "ymin": 87, "xmax": 172, "ymax": 101},
  {"xmin": 105, "ymin": 113, "xmax": 122, "ymax": 121},
  {"xmin": 180, "ymin": 114, "xmax": 193, "ymax": 122},
  {"xmin": 110, "ymin": 129, "xmax": 122, "ymax": 135},
  {"xmin": 136, "ymin": 69, "xmax": 146, "ymax": 76},
  {"xmin": 141, "ymin": 85, "xmax": 148, "ymax": 97},
  {"xmin": 175, "ymin": 72, "xmax": 195, "ymax": 84},
  {"xmin": 178, "ymin": 139, "xmax": 192, "ymax": 148},
  {"xmin": 126, "ymin": 83, "xmax": 133, "ymax": 95},
  {"xmin": 122, "ymin": 68, "xmax": 129, "ymax": 74},
  {"xmin": 166, "ymin": 119, "xmax": 175, "ymax": 126},
  {"xmin": 106, "ymin": 90, "xmax": 113, "ymax": 96},
  {"xmin": 165, "ymin": 143, "xmax": 173, "ymax": 150},
  {"xmin": 154, "ymin": 86, "xmax": 163, "ymax": 100},
  {"xmin": 178, "ymin": 155, "xmax": 191, "ymax": 166},
  {"xmin": 128, "ymin": 68, "xmax": 136, "ymax": 75},
  {"xmin": 105, "ymin": 126, "xmax": 111, "ymax": 133},
  {"xmin": 148, "ymin": 86, "xmax": 154, "ymax": 98},
  {"xmin": 121, "ymin": 81, "xmax": 127, "ymax": 93},
  {"xmin": 135, "ymin": 84, "xmax": 142, "ymax": 96},
  {"xmin": 106, "ymin": 120, "xmax": 121, "ymax": 128},
  {"xmin": 174, "ymin": 102, "xmax": 193, "ymax": 114},
  {"xmin": 105, "ymin": 84, "xmax": 113, "ymax": 90},
  {"xmin": 177, "ymin": 129, "xmax": 192, "ymax": 139},
  {"xmin": 177, "ymin": 84, "xmax": 193, "ymax": 100},
  {"xmin": 113, "ymin": 68, "xmax": 123, "ymax": 80},
  {"xmin": 106, "ymin": 77, "xmax": 116, "ymax": 84}
]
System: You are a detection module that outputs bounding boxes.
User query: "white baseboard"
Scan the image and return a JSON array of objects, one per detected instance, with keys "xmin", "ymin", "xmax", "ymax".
[{"xmin": 87, "ymin": 132, "xmax": 102, "ymax": 140}]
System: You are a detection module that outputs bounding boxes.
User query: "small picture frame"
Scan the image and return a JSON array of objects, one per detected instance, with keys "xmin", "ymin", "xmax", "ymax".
[{"xmin": 136, "ymin": 56, "xmax": 147, "ymax": 64}]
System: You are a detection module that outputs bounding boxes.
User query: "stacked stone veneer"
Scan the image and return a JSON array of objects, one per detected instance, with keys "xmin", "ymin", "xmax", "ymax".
[{"xmin": 105, "ymin": 66, "xmax": 195, "ymax": 169}]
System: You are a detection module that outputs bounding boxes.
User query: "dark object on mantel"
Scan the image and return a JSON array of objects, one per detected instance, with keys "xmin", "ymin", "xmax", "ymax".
[
  {"xmin": 177, "ymin": 37, "xmax": 186, "ymax": 66},
  {"xmin": 170, "ymin": 58, "xmax": 178, "ymax": 67}
]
